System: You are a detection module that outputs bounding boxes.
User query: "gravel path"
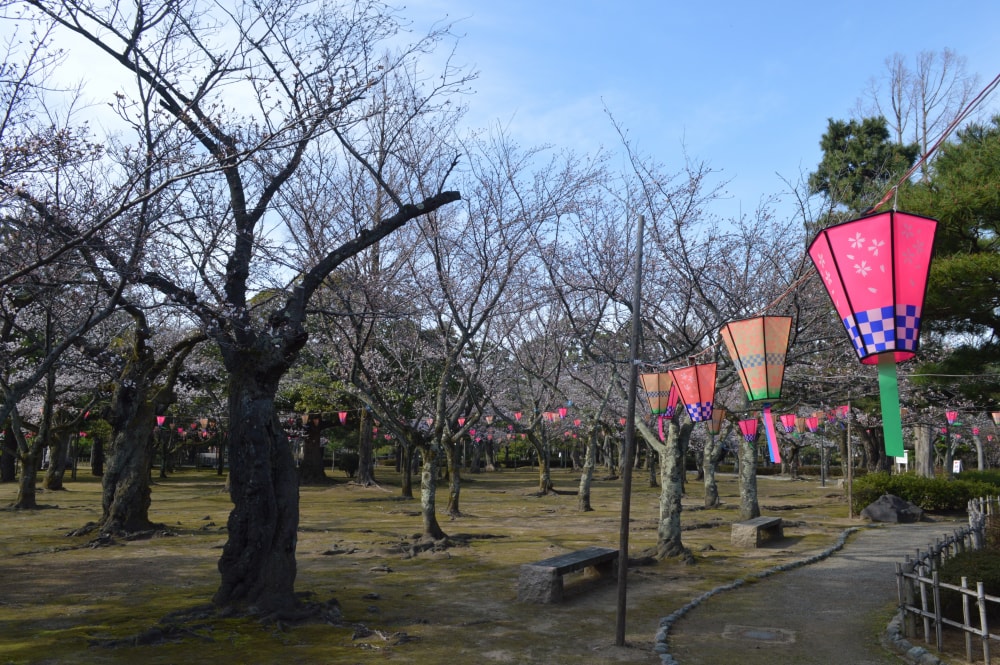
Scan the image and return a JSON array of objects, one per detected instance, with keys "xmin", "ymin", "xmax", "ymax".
[{"xmin": 664, "ymin": 519, "xmax": 966, "ymax": 665}]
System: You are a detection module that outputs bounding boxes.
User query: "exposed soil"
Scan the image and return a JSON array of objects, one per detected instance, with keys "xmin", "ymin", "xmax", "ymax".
[{"xmin": 0, "ymin": 467, "xmax": 871, "ymax": 664}]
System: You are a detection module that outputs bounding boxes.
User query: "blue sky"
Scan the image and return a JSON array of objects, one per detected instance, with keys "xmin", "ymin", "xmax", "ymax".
[{"xmin": 409, "ymin": 1, "xmax": 1000, "ymax": 220}]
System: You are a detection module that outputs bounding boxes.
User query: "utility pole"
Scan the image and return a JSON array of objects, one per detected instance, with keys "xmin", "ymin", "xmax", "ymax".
[{"xmin": 615, "ymin": 214, "xmax": 644, "ymax": 647}]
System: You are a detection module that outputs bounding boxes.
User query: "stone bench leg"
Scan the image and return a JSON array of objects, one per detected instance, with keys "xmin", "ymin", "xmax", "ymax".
[{"xmin": 517, "ymin": 565, "xmax": 562, "ymax": 603}]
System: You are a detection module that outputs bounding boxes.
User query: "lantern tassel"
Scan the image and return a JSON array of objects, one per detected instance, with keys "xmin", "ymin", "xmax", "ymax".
[
  {"xmin": 877, "ymin": 354, "xmax": 905, "ymax": 457},
  {"xmin": 657, "ymin": 414, "xmax": 665, "ymax": 442},
  {"xmin": 762, "ymin": 404, "xmax": 782, "ymax": 463}
]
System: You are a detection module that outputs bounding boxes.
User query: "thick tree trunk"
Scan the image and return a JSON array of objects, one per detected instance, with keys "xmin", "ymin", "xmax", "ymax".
[
  {"xmin": 648, "ymin": 444, "xmax": 658, "ymax": 488},
  {"xmin": 484, "ymin": 439, "xmax": 497, "ymax": 472},
  {"xmin": 974, "ymin": 435, "xmax": 986, "ymax": 470},
  {"xmin": 356, "ymin": 412, "xmax": 376, "ymax": 486},
  {"xmin": 14, "ymin": 446, "xmax": 41, "ymax": 509},
  {"xmin": 702, "ymin": 432, "xmax": 723, "ymax": 508},
  {"xmin": 101, "ymin": 417, "xmax": 156, "ymax": 533},
  {"xmin": 534, "ymin": 438, "xmax": 552, "ymax": 493},
  {"xmin": 298, "ymin": 417, "xmax": 327, "ymax": 484},
  {"xmin": 99, "ymin": 358, "xmax": 160, "ymax": 534},
  {"xmin": 577, "ymin": 429, "xmax": 597, "ymax": 511},
  {"xmin": 400, "ymin": 443, "xmax": 413, "ymax": 498},
  {"xmin": 213, "ymin": 370, "xmax": 301, "ymax": 618},
  {"xmin": 738, "ymin": 438, "xmax": 760, "ymax": 520},
  {"xmin": 859, "ymin": 427, "xmax": 890, "ymax": 473},
  {"xmin": 42, "ymin": 431, "xmax": 70, "ymax": 490},
  {"xmin": 782, "ymin": 439, "xmax": 801, "ymax": 479},
  {"xmin": 1, "ymin": 425, "xmax": 16, "ymax": 482},
  {"xmin": 444, "ymin": 443, "xmax": 462, "ymax": 516},
  {"xmin": 419, "ymin": 445, "xmax": 446, "ymax": 540},
  {"xmin": 649, "ymin": 420, "xmax": 692, "ymax": 560},
  {"xmin": 90, "ymin": 436, "xmax": 104, "ymax": 477}
]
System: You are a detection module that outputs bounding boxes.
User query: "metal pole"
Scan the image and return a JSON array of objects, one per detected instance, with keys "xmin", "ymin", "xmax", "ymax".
[
  {"xmin": 847, "ymin": 400, "xmax": 853, "ymax": 518},
  {"xmin": 615, "ymin": 214, "xmax": 644, "ymax": 647}
]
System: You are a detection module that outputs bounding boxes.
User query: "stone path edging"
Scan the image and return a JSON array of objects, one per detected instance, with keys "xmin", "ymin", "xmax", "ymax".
[{"xmin": 652, "ymin": 525, "xmax": 945, "ymax": 665}]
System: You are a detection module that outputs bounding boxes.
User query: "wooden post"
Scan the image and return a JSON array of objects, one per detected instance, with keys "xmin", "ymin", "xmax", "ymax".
[
  {"xmin": 920, "ymin": 555, "xmax": 931, "ymax": 644},
  {"xmin": 961, "ymin": 576, "xmax": 972, "ymax": 662},
  {"xmin": 932, "ymin": 570, "xmax": 942, "ymax": 652},
  {"xmin": 978, "ymin": 581, "xmax": 991, "ymax": 663}
]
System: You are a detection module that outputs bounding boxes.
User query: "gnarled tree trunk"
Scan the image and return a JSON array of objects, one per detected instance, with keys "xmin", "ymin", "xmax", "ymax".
[
  {"xmin": 355, "ymin": 412, "xmax": 376, "ymax": 486},
  {"xmin": 738, "ymin": 437, "xmax": 760, "ymax": 520},
  {"xmin": 213, "ymin": 364, "xmax": 300, "ymax": 617},
  {"xmin": 419, "ymin": 444, "xmax": 446, "ymax": 540},
  {"xmin": 444, "ymin": 442, "xmax": 462, "ymax": 516},
  {"xmin": 101, "ymin": 411, "xmax": 156, "ymax": 533},
  {"xmin": 702, "ymin": 430, "xmax": 725, "ymax": 508},
  {"xmin": 577, "ymin": 427, "xmax": 598, "ymax": 511},
  {"xmin": 42, "ymin": 428, "xmax": 71, "ymax": 490}
]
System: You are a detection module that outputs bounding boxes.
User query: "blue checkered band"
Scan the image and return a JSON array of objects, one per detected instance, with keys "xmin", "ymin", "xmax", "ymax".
[
  {"xmin": 684, "ymin": 401, "xmax": 713, "ymax": 423},
  {"xmin": 765, "ymin": 352, "xmax": 786, "ymax": 366},
  {"xmin": 842, "ymin": 304, "xmax": 921, "ymax": 357},
  {"xmin": 737, "ymin": 353, "xmax": 765, "ymax": 369}
]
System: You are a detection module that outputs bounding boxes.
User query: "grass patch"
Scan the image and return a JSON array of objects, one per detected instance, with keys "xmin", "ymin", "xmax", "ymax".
[{"xmin": 0, "ymin": 466, "xmax": 861, "ymax": 664}]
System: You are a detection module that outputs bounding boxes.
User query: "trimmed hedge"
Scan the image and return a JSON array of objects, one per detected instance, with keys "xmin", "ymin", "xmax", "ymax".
[{"xmin": 851, "ymin": 472, "xmax": 999, "ymax": 514}]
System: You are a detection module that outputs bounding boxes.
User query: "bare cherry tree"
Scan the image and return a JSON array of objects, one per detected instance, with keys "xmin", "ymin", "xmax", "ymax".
[
  {"xmin": 856, "ymin": 49, "xmax": 979, "ymax": 179},
  {"xmin": 13, "ymin": 0, "xmax": 469, "ymax": 619}
]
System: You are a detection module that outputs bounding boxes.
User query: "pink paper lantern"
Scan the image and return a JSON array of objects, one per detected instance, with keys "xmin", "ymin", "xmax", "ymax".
[
  {"xmin": 808, "ymin": 210, "xmax": 937, "ymax": 364},
  {"xmin": 806, "ymin": 417, "xmax": 819, "ymax": 433},
  {"xmin": 339, "ymin": 411, "xmax": 347, "ymax": 425},
  {"xmin": 779, "ymin": 414, "xmax": 797, "ymax": 433},
  {"xmin": 668, "ymin": 363, "xmax": 717, "ymax": 423},
  {"xmin": 945, "ymin": 410, "xmax": 958, "ymax": 425},
  {"xmin": 738, "ymin": 418, "xmax": 758, "ymax": 442}
]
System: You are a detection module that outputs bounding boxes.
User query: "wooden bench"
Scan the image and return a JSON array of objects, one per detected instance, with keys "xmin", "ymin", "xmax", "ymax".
[
  {"xmin": 517, "ymin": 546, "xmax": 618, "ymax": 603},
  {"xmin": 731, "ymin": 516, "xmax": 784, "ymax": 548}
]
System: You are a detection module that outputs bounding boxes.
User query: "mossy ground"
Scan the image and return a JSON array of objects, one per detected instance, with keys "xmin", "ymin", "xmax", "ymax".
[{"xmin": 0, "ymin": 465, "xmax": 858, "ymax": 664}]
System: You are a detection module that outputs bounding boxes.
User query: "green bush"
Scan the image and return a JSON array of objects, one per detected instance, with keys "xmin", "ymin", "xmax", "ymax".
[
  {"xmin": 851, "ymin": 472, "xmax": 997, "ymax": 514},
  {"xmin": 936, "ymin": 550, "xmax": 1000, "ymax": 624},
  {"xmin": 956, "ymin": 469, "xmax": 1000, "ymax": 489}
]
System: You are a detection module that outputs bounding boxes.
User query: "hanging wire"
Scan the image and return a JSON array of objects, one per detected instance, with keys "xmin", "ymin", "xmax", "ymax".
[{"xmin": 869, "ymin": 70, "xmax": 1000, "ymax": 213}]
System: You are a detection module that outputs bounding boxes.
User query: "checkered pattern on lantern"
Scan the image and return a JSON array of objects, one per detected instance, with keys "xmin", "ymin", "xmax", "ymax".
[
  {"xmin": 684, "ymin": 401, "xmax": 713, "ymax": 422},
  {"xmin": 842, "ymin": 304, "xmax": 922, "ymax": 357},
  {"xmin": 895, "ymin": 304, "xmax": 921, "ymax": 351},
  {"xmin": 764, "ymin": 352, "xmax": 785, "ymax": 366},
  {"xmin": 737, "ymin": 353, "xmax": 765, "ymax": 369},
  {"xmin": 743, "ymin": 433, "xmax": 757, "ymax": 442}
]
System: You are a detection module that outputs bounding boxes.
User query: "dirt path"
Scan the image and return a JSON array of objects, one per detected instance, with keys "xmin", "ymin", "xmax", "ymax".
[{"xmin": 665, "ymin": 519, "xmax": 964, "ymax": 665}]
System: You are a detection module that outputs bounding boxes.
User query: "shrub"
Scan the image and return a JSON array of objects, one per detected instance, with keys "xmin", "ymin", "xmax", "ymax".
[
  {"xmin": 956, "ymin": 469, "xmax": 1000, "ymax": 490},
  {"xmin": 851, "ymin": 472, "xmax": 997, "ymax": 514},
  {"xmin": 936, "ymin": 550, "xmax": 1000, "ymax": 625}
]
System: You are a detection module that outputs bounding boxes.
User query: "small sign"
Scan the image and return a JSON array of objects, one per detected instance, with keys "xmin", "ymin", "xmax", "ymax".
[{"xmin": 953, "ymin": 460, "xmax": 963, "ymax": 473}]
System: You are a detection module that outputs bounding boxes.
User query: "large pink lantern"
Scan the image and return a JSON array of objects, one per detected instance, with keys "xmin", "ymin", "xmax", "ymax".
[
  {"xmin": 668, "ymin": 363, "xmax": 717, "ymax": 423},
  {"xmin": 808, "ymin": 210, "xmax": 937, "ymax": 456}
]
